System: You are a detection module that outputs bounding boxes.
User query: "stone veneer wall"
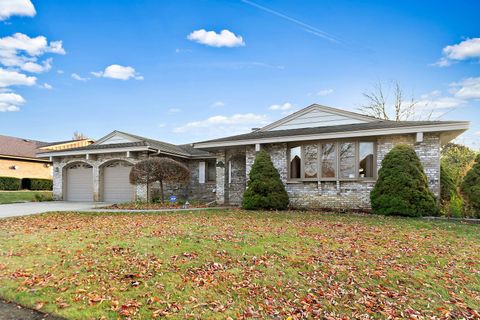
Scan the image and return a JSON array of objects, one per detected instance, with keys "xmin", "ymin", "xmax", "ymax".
[
  {"xmin": 53, "ymin": 152, "xmax": 216, "ymax": 202},
  {"xmin": 240, "ymin": 133, "xmax": 441, "ymax": 210}
]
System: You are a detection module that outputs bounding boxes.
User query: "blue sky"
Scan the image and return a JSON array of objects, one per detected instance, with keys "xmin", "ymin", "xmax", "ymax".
[{"xmin": 0, "ymin": 0, "xmax": 479, "ymax": 148}]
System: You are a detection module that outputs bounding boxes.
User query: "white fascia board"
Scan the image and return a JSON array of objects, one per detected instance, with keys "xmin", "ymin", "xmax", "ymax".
[
  {"xmin": 194, "ymin": 122, "xmax": 469, "ymax": 149},
  {"xmin": 36, "ymin": 146, "xmax": 154, "ymax": 158}
]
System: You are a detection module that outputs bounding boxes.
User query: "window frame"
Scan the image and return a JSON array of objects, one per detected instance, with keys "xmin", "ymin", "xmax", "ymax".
[{"xmin": 287, "ymin": 139, "xmax": 377, "ymax": 182}]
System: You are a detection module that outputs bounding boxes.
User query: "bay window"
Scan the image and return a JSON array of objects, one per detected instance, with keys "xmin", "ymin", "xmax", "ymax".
[{"xmin": 288, "ymin": 140, "xmax": 376, "ymax": 181}]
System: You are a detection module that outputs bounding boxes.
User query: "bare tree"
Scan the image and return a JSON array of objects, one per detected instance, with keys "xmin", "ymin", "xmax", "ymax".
[
  {"xmin": 360, "ymin": 80, "xmax": 432, "ymax": 121},
  {"xmin": 72, "ymin": 131, "xmax": 87, "ymax": 140},
  {"xmin": 129, "ymin": 157, "xmax": 190, "ymax": 202}
]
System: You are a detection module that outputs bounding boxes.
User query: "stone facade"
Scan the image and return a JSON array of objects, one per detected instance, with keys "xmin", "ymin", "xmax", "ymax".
[
  {"xmin": 53, "ymin": 151, "xmax": 216, "ymax": 202},
  {"xmin": 215, "ymin": 132, "xmax": 442, "ymax": 210}
]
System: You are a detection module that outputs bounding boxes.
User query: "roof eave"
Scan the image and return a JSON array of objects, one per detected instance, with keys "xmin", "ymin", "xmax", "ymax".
[
  {"xmin": 193, "ymin": 122, "xmax": 470, "ymax": 149},
  {"xmin": 36, "ymin": 145, "xmax": 155, "ymax": 158}
]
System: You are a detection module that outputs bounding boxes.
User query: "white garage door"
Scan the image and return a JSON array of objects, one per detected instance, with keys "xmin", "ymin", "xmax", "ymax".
[
  {"xmin": 103, "ymin": 161, "xmax": 134, "ymax": 203},
  {"xmin": 66, "ymin": 163, "xmax": 93, "ymax": 201}
]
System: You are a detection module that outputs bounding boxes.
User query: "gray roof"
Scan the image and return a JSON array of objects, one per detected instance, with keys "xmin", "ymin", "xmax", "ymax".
[
  {"xmin": 39, "ymin": 131, "xmax": 212, "ymax": 158},
  {"xmin": 195, "ymin": 120, "xmax": 465, "ymax": 145},
  {"xmin": 0, "ymin": 134, "xmax": 46, "ymax": 159}
]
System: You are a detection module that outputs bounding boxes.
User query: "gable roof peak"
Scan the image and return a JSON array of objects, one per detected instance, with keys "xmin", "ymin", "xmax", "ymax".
[{"xmin": 260, "ymin": 103, "xmax": 381, "ymax": 132}]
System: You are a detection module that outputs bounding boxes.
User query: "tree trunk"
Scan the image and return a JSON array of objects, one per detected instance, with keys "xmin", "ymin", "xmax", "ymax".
[{"xmin": 160, "ymin": 179, "xmax": 164, "ymax": 203}]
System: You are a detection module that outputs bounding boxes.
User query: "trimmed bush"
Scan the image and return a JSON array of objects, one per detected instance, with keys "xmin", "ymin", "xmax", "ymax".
[
  {"xmin": 0, "ymin": 177, "xmax": 21, "ymax": 190},
  {"xmin": 460, "ymin": 154, "xmax": 480, "ymax": 217},
  {"xmin": 440, "ymin": 163, "xmax": 455, "ymax": 202},
  {"xmin": 370, "ymin": 144, "xmax": 439, "ymax": 217},
  {"xmin": 242, "ymin": 149, "xmax": 289, "ymax": 210}
]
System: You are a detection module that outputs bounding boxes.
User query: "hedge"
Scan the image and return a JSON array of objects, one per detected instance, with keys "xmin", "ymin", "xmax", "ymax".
[
  {"xmin": 0, "ymin": 177, "xmax": 22, "ymax": 190},
  {"xmin": 21, "ymin": 178, "xmax": 53, "ymax": 191}
]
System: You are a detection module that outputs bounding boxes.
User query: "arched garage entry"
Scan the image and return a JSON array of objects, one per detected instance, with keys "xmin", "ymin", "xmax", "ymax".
[
  {"xmin": 65, "ymin": 162, "xmax": 93, "ymax": 201},
  {"xmin": 101, "ymin": 160, "xmax": 134, "ymax": 203}
]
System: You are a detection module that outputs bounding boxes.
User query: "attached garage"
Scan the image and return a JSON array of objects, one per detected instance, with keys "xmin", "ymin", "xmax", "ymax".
[
  {"xmin": 65, "ymin": 163, "xmax": 93, "ymax": 201},
  {"xmin": 102, "ymin": 161, "xmax": 134, "ymax": 203}
]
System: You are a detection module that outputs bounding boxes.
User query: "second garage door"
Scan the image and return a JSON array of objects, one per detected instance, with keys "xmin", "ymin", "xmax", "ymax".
[{"xmin": 102, "ymin": 161, "xmax": 134, "ymax": 203}]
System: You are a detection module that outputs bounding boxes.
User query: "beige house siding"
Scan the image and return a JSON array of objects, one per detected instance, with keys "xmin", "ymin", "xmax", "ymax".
[{"xmin": 0, "ymin": 157, "xmax": 52, "ymax": 179}]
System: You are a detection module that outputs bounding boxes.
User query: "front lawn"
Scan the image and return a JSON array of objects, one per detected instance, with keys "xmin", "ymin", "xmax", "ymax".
[
  {"xmin": 0, "ymin": 210, "xmax": 479, "ymax": 319},
  {"xmin": 0, "ymin": 191, "xmax": 52, "ymax": 204}
]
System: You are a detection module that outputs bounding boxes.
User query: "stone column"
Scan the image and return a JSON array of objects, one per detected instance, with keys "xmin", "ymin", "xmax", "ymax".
[
  {"xmin": 52, "ymin": 161, "xmax": 63, "ymax": 200},
  {"xmin": 215, "ymin": 151, "xmax": 226, "ymax": 205},
  {"xmin": 245, "ymin": 145, "xmax": 256, "ymax": 182},
  {"xmin": 92, "ymin": 163, "xmax": 100, "ymax": 202}
]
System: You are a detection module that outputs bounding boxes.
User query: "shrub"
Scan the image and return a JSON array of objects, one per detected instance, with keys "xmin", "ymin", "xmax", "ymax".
[
  {"xmin": 370, "ymin": 144, "xmax": 439, "ymax": 217},
  {"xmin": 242, "ymin": 149, "xmax": 289, "ymax": 210},
  {"xmin": 460, "ymin": 154, "xmax": 480, "ymax": 218},
  {"xmin": 0, "ymin": 177, "xmax": 21, "ymax": 190},
  {"xmin": 33, "ymin": 193, "xmax": 53, "ymax": 202},
  {"xmin": 21, "ymin": 178, "xmax": 53, "ymax": 190},
  {"xmin": 440, "ymin": 163, "xmax": 455, "ymax": 202},
  {"xmin": 449, "ymin": 192, "xmax": 464, "ymax": 218}
]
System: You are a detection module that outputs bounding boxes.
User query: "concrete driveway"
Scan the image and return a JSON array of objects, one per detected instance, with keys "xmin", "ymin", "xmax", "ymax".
[{"xmin": 0, "ymin": 201, "xmax": 107, "ymax": 219}]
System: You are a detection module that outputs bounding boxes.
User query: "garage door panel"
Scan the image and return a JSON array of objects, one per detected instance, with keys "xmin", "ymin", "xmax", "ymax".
[
  {"xmin": 103, "ymin": 162, "xmax": 134, "ymax": 203},
  {"xmin": 66, "ymin": 164, "xmax": 93, "ymax": 201}
]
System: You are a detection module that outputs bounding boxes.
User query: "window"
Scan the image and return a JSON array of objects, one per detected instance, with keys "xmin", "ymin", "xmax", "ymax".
[
  {"xmin": 359, "ymin": 142, "xmax": 374, "ymax": 178},
  {"xmin": 303, "ymin": 144, "xmax": 318, "ymax": 179},
  {"xmin": 321, "ymin": 143, "xmax": 336, "ymax": 178},
  {"xmin": 289, "ymin": 146, "xmax": 301, "ymax": 179},
  {"xmin": 340, "ymin": 142, "xmax": 356, "ymax": 179},
  {"xmin": 206, "ymin": 159, "xmax": 216, "ymax": 182},
  {"xmin": 287, "ymin": 141, "xmax": 375, "ymax": 181}
]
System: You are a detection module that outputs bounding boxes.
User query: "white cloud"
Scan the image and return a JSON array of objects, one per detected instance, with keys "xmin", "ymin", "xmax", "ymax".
[
  {"xmin": 92, "ymin": 64, "xmax": 143, "ymax": 80},
  {"xmin": 57, "ymin": 69, "xmax": 64, "ymax": 74},
  {"xmin": 21, "ymin": 57, "xmax": 52, "ymax": 73},
  {"xmin": 187, "ymin": 29, "xmax": 245, "ymax": 47},
  {"xmin": 0, "ymin": 33, "xmax": 65, "ymax": 72},
  {"xmin": 173, "ymin": 113, "xmax": 268, "ymax": 136},
  {"xmin": 0, "ymin": 0, "xmax": 35, "ymax": 21},
  {"xmin": 269, "ymin": 102, "xmax": 294, "ymax": 111},
  {"xmin": 168, "ymin": 108, "xmax": 182, "ymax": 114},
  {"xmin": 451, "ymin": 77, "xmax": 480, "ymax": 99},
  {"xmin": 434, "ymin": 38, "xmax": 480, "ymax": 67},
  {"xmin": 417, "ymin": 90, "xmax": 465, "ymax": 110},
  {"xmin": 41, "ymin": 82, "xmax": 52, "ymax": 89},
  {"xmin": 0, "ymin": 68, "xmax": 36, "ymax": 87},
  {"xmin": 0, "ymin": 92, "xmax": 25, "ymax": 112},
  {"xmin": 71, "ymin": 73, "xmax": 89, "ymax": 81},
  {"xmin": 211, "ymin": 101, "xmax": 225, "ymax": 108},
  {"xmin": 317, "ymin": 88, "xmax": 334, "ymax": 96}
]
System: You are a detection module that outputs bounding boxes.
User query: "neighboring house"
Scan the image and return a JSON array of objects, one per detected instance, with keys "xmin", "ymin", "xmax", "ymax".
[
  {"xmin": 39, "ymin": 104, "xmax": 469, "ymax": 209},
  {"xmin": 0, "ymin": 135, "xmax": 93, "ymax": 180}
]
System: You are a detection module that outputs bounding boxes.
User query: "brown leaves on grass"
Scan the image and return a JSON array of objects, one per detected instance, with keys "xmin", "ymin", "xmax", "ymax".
[{"xmin": 0, "ymin": 211, "xmax": 479, "ymax": 319}]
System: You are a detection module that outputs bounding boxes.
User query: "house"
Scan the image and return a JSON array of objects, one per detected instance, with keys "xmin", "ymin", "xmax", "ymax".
[
  {"xmin": 37, "ymin": 131, "xmax": 216, "ymax": 202},
  {"xmin": 38, "ymin": 104, "xmax": 469, "ymax": 209},
  {"xmin": 0, "ymin": 135, "xmax": 93, "ymax": 180}
]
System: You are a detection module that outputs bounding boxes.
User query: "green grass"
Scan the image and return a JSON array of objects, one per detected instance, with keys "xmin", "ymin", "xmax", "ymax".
[
  {"xmin": 0, "ymin": 210, "xmax": 479, "ymax": 319},
  {"xmin": 0, "ymin": 191, "xmax": 53, "ymax": 204}
]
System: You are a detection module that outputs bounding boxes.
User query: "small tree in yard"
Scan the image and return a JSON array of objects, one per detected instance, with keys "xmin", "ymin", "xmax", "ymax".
[
  {"xmin": 370, "ymin": 144, "xmax": 439, "ymax": 217},
  {"xmin": 129, "ymin": 158, "xmax": 190, "ymax": 202},
  {"xmin": 242, "ymin": 150, "xmax": 289, "ymax": 210},
  {"xmin": 460, "ymin": 154, "xmax": 480, "ymax": 217}
]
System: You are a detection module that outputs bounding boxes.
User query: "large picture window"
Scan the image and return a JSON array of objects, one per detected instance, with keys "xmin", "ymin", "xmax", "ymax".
[
  {"xmin": 288, "ymin": 141, "xmax": 376, "ymax": 181},
  {"xmin": 303, "ymin": 144, "xmax": 318, "ymax": 179},
  {"xmin": 321, "ymin": 143, "xmax": 336, "ymax": 178}
]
